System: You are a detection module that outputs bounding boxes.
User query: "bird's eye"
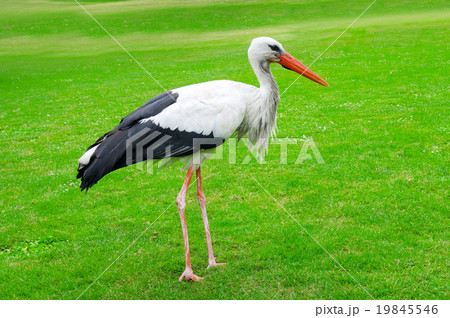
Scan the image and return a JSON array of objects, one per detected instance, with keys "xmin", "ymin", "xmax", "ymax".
[{"xmin": 268, "ymin": 44, "xmax": 281, "ymax": 54}]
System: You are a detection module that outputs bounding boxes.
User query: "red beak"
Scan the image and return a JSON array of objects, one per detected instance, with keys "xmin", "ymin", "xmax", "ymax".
[{"xmin": 278, "ymin": 53, "xmax": 329, "ymax": 87}]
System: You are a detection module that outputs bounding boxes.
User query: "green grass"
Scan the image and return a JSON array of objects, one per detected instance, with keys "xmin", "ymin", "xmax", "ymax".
[{"xmin": 0, "ymin": 0, "xmax": 448, "ymax": 299}]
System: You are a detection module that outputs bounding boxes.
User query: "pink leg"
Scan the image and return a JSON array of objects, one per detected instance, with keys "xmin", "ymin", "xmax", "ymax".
[
  {"xmin": 196, "ymin": 167, "xmax": 226, "ymax": 269},
  {"xmin": 177, "ymin": 166, "xmax": 202, "ymax": 282}
]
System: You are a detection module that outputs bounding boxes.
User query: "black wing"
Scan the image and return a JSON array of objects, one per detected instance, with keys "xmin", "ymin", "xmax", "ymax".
[
  {"xmin": 77, "ymin": 91, "xmax": 224, "ymax": 191},
  {"xmin": 117, "ymin": 91, "xmax": 179, "ymax": 130}
]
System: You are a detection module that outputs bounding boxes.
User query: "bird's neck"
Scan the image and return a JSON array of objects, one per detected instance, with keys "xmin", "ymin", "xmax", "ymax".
[
  {"xmin": 240, "ymin": 59, "xmax": 280, "ymax": 157},
  {"xmin": 251, "ymin": 60, "xmax": 279, "ymax": 97}
]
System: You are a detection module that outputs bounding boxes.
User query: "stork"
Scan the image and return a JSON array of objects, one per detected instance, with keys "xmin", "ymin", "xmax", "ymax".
[{"xmin": 77, "ymin": 37, "xmax": 328, "ymax": 282}]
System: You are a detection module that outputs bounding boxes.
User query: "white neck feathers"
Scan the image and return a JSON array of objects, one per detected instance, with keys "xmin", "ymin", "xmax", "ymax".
[{"xmin": 238, "ymin": 59, "xmax": 279, "ymax": 157}]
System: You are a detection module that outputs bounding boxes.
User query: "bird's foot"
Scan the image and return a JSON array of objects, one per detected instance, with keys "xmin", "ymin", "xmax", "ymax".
[
  {"xmin": 179, "ymin": 268, "xmax": 203, "ymax": 282},
  {"xmin": 207, "ymin": 259, "xmax": 226, "ymax": 269}
]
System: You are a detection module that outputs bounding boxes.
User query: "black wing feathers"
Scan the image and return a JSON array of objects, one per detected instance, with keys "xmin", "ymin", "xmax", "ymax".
[
  {"xmin": 117, "ymin": 91, "xmax": 178, "ymax": 130},
  {"xmin": 77, "ymin": 91, "xmax": 224, "ymax": 191}
]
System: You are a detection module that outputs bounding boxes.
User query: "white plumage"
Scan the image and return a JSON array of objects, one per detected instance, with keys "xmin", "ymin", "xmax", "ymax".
[{"xmin": 149, "ymin": 80, "xmax": 252, "ymax": 139}]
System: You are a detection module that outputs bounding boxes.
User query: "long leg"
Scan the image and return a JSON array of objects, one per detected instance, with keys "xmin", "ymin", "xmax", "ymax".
[
  {"xmin": 196, "ymin": 167, "xmax": 226, "ymax": 268},
  {"xmin": 177, "ymin": 166, "xmax": 202, "ymax": 282}
]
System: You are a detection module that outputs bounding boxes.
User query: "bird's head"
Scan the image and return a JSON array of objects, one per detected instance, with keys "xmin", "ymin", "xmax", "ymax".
[{"xmin": 248, "ymin": 37, "xmax": 328, "ymax": 87}]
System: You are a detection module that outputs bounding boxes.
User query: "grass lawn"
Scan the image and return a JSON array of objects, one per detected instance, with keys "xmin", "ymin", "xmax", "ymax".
[{"xmin": 0, "ymin": 0, "xmax": 448, "ymax": 299}]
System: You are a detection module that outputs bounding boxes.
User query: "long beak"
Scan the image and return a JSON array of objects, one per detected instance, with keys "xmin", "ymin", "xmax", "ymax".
[{"xmin": 278, "ymin": 53, "xmax": 329, "ymax": 87}]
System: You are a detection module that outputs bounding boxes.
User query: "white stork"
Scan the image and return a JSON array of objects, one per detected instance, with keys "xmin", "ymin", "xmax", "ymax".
[{"xmin": 77, "ymin": 37, "xmax": 328, "ymax": 282}]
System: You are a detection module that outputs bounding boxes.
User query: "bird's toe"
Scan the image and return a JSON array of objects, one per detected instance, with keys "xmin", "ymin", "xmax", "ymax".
[
  {"xmin": 207, "ymin": 262, "xmax": 226, "ymax": 269},
  {"xmin": 179, "ymin": 269, "xmax": 203, "ymax": 282}
]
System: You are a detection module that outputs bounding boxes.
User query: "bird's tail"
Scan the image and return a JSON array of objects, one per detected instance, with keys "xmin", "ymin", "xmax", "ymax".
[{"xmin": 77, "ymin": 129, "xmax": 128, "ymax": 191}]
